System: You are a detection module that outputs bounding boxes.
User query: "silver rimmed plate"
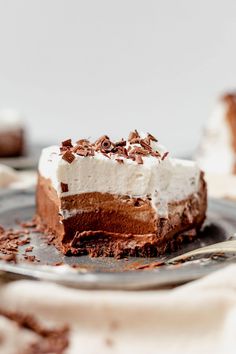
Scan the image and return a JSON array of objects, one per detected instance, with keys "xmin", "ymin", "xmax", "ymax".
[{"xmin": 0, "ymin": 190, "xmax": 236, "ymax": 290}]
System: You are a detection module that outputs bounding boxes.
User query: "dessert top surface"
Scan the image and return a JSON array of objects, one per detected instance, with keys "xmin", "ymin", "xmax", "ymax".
[
  {"xmin": 38, "ymin": 131, "xmax": 201, "ymax": 215},
  {"xmin": 59, "ymin": 130, "xmax": 168, "ymax": 166},
  {"xmin": 40, "ymin": 131, "xmax": 168, "ymax": 170}
]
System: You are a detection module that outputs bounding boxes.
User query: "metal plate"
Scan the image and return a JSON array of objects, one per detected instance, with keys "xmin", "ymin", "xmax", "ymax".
[{"xmin": 0, "ymin": 190, "xmax": 236, "ymax": 289}]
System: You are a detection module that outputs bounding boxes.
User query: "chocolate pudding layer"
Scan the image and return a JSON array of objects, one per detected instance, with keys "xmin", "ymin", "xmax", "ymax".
[{"xmin": 36, "ymin": 174, "xmax": 207, "ymax": 257}]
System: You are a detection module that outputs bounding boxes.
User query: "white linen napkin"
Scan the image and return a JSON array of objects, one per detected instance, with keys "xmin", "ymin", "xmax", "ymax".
[{"xmin": 0, "ymin": 264, "xmax": 236, "ymax": 354}]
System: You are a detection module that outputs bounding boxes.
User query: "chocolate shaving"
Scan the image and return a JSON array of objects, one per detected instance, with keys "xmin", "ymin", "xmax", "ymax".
[
  {"xmin": 101, "ymin": 139, "xmax": 112, "ymax": 151},
  {"xmin": 116, "ymin": 159, "xmax": 124, "ymax": 164},
  {"xmin": 147, "ymin": 133, "xmax": 158, "ymax": 142},
  {"xmin": 115, "ymin": 146, "xmax": 128, "ymax": 158},
  {"xmin": 142, "ymin": 136, "xmax": 151, "ymax": 145},
  {"xmin": 75, "ymin": 148, "xmax": 89, "ymax": 157},
  {"xmin": 151, "ymin": 151, "xmax": 161, "ymax": 158},
  {"xmin": 62, "ymin": 150, "xmax": 75, "ymax": 164},
  {"xmin": 135, "ymin": 155, "xmax": 143, "ymax": 164},
  {"xmin": 161, "ymin": 151, "xmax": 169, "ymax": 160},
  {"xmin": 130, "ymin": 147, "xmax": 149, "ymax": 156},
  {"xmin": 72, "ymin": 145, "xmax": 80, "ymax": 153},
  {"xmin": 61, "ymin": 182, "xmax": 69, "ymax": 193},
  {"xmin": 74, "ymin": 144, "xmax": 95, "ymax": 157},
  {"xmin": 95, "ymin": 135, "xmax": 113, "ymax": 152},
  {"xmin": 0, "ymin": 225, "xmax": 34, "ymax": 263},
  {"xmin": 52, "ymin": 261, "xmax": 64, "ymax": 266},
  {"xmin": 25, "ymin": 246, "xmax": 33, "ymax": 253},
  {"xmin": 0, "ymin": 309, "xmax": 69, "ymax": 354},
  {"xmin": 88, "ymin": 148, "xmax": 95, "ymax": 156},
  {"xmin": 58, "ymin": 130, "xmax": 164, "ymax": 165},
  {"xmin": 128, "ymin": 130, "xmax": 140, "ymax": 142},
  {"xmin": 94, "ymin": 135, "xmax": 109, "ymax": 147},
  {"xmin": 76, "ymin": 139, "xmax": 90, "ymax": 148},
  {"xmin": 115, "ymin": 139, "xmax": 126, "ymax": 147},
  {"xmin": 24, "ymin": 254, "xmax": 39, "ymax": 262},
  {"xmin": 129, "ymin": 137, "xmax": 141, "ymax": 144},
  {"xmin": 140, "ymin": 139, "xmax": 152, "ymax": 151},
  {"xmin": 17, "ymin": 237, "xmax": 30, "ymax": 246},
  {"xmin": 60, "ymin": 146, "xmax": 69, "ymax": 153},
  {"xmin": 128, "ymin": 153, "xmax": 135, "ymax": 161},
  {"xmin": 2, "ymin": 254, "xmax": 17, "ymax": 263},
  {"xmin": 61, "ymin": 139, "xmax": 72, "ymax": 147},
  {"xmin": 102, "ymin": 152, "xmax": 111, "ymax": 159}
]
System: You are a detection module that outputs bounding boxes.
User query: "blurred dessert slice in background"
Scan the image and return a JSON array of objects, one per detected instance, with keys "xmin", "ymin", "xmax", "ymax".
[
  {"xmin": 196, "ymin": 93, "xmax": 236, "ymax": 174},
  {"xmin": 196, "ymin": 92, "xmax": 236, "ymax": 199},
  {"xmin": 0, "ymin": 109, "xmax": 25, "ymax": 157}
]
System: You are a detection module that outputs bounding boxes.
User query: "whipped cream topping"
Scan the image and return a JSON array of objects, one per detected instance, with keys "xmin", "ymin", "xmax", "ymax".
[
  {"xmin": 39, "ymin": 132, "xmax": 201, "ymax": 217},
  {"xmin": 0, "ymin": 109, "xmax": 24, "ymax": 132},
  {"xmin": 196, "ymin": 100, "xmax": 235, "ymax": 174}
]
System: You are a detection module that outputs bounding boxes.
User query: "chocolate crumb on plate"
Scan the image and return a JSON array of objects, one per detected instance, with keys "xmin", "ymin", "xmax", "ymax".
[
  {"xmin": 0, "ymin": 309, "xmax": 69, "ymax": 354},
  {"xmin": 1, "ymin": 254, "xmax": 17, "ymax": 263},
  {"xmin": 25, "ymin": 246, "xmax": 34, "ymax": 253},
  {"xmin": 23, "ymin": 254, "xmax": 39, "ymax": 263}
]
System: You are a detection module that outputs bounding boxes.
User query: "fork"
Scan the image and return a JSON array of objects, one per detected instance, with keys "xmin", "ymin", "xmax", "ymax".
[{"xmin": 166, "ymin": 239, "xmax": 236, "ymax": 264}]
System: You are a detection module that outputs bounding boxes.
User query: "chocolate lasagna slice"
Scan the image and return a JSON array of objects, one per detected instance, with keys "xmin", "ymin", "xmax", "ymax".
[
  {"xmin": 36, "ymin": 131, "xmax": 207, "ymax": 257},
  {"xmin": 196, "ymin": 92, "xmax": 236, "ymax": 174}
]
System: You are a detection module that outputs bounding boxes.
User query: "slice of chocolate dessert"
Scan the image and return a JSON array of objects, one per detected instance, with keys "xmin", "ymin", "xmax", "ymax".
[
  {"xmin": 36, "ymin": 131, "xmax": 207, "ymax": 257},
  {"xmin": 0, "ymin": 109, "xmax": 25, "ymax": 157},
  {"xmin": 196, "ymin": 92, "xmax": 236, "ymax": 174}
]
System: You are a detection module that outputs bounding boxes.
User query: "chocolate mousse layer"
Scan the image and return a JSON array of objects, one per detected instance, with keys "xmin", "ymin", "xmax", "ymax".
[{"xmin": 36, "ymin": 174, "xmax": 207, "ymax": 258}]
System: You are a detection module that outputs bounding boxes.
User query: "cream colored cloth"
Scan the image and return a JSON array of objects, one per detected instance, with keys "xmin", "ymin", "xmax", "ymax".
[
  {"xmin": 205, "ymin": 172, "xmax": 236, "ymax": 200},
  {"xmin": 1, "ymin": 265, "xmax": 236, "ymax": 354},
  {"xmin": 0, "ymin": 167, "xmax": 236, "ymax": 353},
  {"xmin": 0, "ymin": 164, "xmax": 36, "ymax": 190}
]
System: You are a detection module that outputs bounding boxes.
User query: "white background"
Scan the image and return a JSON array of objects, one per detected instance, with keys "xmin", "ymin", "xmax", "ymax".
[{"xmin": 0, "ymin": 0, "xmax": 236, "ymax": 156}]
